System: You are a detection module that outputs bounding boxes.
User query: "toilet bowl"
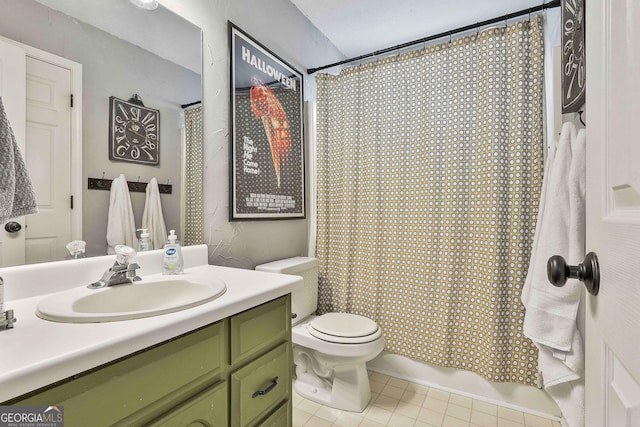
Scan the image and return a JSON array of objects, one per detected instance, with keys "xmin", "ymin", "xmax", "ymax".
[{"xmin": 255, "ymin": 257, "xmax": 385, "ymax": 412}]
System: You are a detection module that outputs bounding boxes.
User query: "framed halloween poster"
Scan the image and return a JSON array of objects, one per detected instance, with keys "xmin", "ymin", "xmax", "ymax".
[{"xmin": 228, "ymin": 22, "xmax": 305, "ymax": 220}]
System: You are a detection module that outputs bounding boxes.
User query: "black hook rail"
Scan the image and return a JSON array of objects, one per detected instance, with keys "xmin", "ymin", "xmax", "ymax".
[{"xmin": 87, "ymin": 177, "xmax": 172, "ymax": 194}]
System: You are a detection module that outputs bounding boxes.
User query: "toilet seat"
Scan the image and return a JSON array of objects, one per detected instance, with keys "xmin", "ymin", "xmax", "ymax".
[{"xmin": 308, "ymin": 313, "xmax": 382, "ymax": 344}]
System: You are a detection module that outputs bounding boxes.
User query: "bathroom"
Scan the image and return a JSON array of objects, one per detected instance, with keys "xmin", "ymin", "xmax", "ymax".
[{"xmin": 0, "ymin": 0, "xmax": 638, "ymax": 426}]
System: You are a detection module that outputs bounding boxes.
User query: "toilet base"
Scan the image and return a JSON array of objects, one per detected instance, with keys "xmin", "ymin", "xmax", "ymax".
[{"xmin": 294, "ymin": 354, "xmax": 372, "ymax": 412}]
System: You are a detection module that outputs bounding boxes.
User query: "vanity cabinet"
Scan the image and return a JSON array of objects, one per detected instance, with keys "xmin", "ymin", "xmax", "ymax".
[{"xmin": 5, "ymin": 295, "xmax": 292, "ymax": 427}]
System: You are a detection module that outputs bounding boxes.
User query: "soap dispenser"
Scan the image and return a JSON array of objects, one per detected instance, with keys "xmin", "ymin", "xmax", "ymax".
[
  {"xmin": 162, "ymin": 230, "xmax": 183, "ymax": 274},
  {"xmin": 138, "ymin": 229, "xmax": 151, "ymax": 252}
]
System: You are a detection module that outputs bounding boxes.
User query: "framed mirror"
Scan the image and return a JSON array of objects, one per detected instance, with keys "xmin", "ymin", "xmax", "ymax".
[{"xmin": 0, "ymin": 0, "xmax": 202, "ymax": 265}]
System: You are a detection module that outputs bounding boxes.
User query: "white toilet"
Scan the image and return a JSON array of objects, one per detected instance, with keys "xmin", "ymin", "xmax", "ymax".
[{"xmin": 256, "ymin": 257, "xmax": 385, "ymax": 412}]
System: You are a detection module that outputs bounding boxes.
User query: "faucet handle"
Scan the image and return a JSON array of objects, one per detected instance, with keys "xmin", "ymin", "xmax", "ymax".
[
  {"xmin": 126, "ymin": 262, "xmax": 142, "ymax": 282},
  {"xmin": 114, "ymin": 245, "xmax": 137, "ymax": 265}
]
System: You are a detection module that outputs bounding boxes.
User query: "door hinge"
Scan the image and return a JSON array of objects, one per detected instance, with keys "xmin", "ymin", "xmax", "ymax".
[
  {"xmin": 70, "ymin": 195, "xmax": 74, "ymax": 209},
  {"xmin": 70, "ymin": 94, "xmax": 74, "ymax": 108}
]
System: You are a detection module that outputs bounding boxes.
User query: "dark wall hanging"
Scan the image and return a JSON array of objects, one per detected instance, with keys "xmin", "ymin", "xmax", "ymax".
[
  {"xmin": 561, "ymin": 0, "xmax": 585, "ymax": 113},
  {"xmin": 228, "ymin": 22, "xmax": 305, "ymax": 220},
  {"xmin": 109, "ymin": 95, "xmax": 160, "ymax": 165}
]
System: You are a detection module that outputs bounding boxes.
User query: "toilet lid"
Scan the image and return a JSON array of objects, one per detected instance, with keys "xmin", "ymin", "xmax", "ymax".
[{"xmin": 308, "ymin": 313, "xmax": 382, "ymax": 344}]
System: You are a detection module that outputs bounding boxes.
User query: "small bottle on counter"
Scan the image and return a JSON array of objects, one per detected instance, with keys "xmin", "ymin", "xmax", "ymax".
[
  {"xmin": 138, "ymin": 229, "xmax": 151, "ymax": 252},
  {"xmin": 162, "ymin": 230, "xmax": 183, "ymax": 274}
]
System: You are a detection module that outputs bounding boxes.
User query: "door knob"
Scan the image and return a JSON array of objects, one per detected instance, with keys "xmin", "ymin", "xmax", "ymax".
[
  {"xmin": 4, "ymin": 221, "xmax": 22, "ymax": 233},
  {"xmin": 547, "ymin": 252, "xmax": 600, "ymax": 296}
]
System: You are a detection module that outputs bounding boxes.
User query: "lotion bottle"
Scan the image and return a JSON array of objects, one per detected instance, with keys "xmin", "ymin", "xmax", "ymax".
[
  {"xmin": 162, "ymin": 230, "xmax": 183, "ymax": 274},
  {"xmin": 138, "ymin": 229, "xmax": 151, "ymax": 252}
]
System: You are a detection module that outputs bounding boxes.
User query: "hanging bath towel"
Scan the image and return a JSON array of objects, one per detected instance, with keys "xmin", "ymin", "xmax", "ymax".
[
  {"xmin": 0, "ymin": 96, "xmax": 37, "ymax": 223},
  {"xmin": 522, "ymin": 122, "xmax": 586, "ymax": 427},
  {"xmin": 142, "ymin": 177, "xmax": 167, "ymax": 249},
  {"xmin": 106, "ymin": 174, "xmax": 138, "ymax": 254}
]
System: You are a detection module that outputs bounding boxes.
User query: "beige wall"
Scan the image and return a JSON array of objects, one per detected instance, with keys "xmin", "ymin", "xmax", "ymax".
[{"xmin": 159, "ymin": 0, "xmax": 345, "ymax": 268}]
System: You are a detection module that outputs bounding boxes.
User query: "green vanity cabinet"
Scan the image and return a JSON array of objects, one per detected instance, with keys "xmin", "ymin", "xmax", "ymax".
[
  {"xmin": 147, "ymin": 381, "xmax": 228, "ymax": 427},
  {"xmin": 5, "ymin": 294, "xmax": 293, "ymax": 427},
  {"xmin": 229, "ymin": 296, "xmax": 292, "ymax": 427}
]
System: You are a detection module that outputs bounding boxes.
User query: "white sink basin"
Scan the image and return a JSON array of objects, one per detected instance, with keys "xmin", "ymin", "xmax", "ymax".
[{"xmin": 36, "ymin": 276, "xmax": 226, "ymax": 323}]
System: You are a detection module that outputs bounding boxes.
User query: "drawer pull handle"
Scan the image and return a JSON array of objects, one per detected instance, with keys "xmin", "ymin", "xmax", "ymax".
[{"xmin": 252, "ymin": 376, "xmax": 279, "ymax": 398}]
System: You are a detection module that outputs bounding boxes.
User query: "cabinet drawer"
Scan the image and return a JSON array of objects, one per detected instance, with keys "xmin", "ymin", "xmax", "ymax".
[
  {"xmin": 256, "ymin": 400, "xmax": 291, "ymax": 427},
  {"xmin": 148, "ymin": 381, "xmax": 227, "ymax": 427},
  {"xmin": 13, "ymin": 321, "xmax": 226, "ymax": 426},
  {"xmin": 230, "ymin": 295, "xmax": 290, "ymax": 365},
  {"xmin": 231, "ymin": 342, "xmax": 292, "ymax": 427}
]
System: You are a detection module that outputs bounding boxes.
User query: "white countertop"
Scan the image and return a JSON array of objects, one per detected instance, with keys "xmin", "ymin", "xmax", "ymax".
[{"xmin": 0, "ymin": 262, "xmax": 302, "ymax": 402}]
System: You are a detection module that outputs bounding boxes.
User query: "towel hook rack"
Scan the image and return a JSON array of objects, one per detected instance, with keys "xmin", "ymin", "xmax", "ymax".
[{"xmin": 87, "ymin": 176, "xmax": 172, "ymax": 194}]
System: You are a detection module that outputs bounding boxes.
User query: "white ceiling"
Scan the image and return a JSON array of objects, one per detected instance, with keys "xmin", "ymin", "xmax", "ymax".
[
  {"xmin": 34, "ymin": 0, "xmax": 201, "ymax": 74},
  {"xmin": 289, "ymin": 0, "xmax": 551, "ymax": 59}
]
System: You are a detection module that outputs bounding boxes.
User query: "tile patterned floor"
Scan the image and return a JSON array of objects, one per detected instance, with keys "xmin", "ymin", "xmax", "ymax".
[{"xmin": 292, "ymin": 372, "xmax": 562, "ymax": 427}]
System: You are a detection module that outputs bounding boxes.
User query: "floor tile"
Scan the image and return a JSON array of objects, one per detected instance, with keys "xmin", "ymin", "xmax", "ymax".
[
  {"xmin": 401, "ymin": 389, "xmax": 427, "ymax": 406},
  {"xmin": 374, "ymin": 394, "xmax": 400, "ymax": 412},
  {"xmin": 449, "ymin": 394, "xmax": 473, "ymax": 409},
  {"xmin": 423, "ymin": 396, "xmax": 449, "ymax": 413},
  {"xmin": 381, "ymin": 383, "xmax": 406, "ymax": 399},
  {"xmin": 406, "ymin": 383, "xmax": 430, "ymax": 395},
  {"xmin": 358, "ymin": 419, "xmax": 386, "ymax": 427},
  {"xmin": 387, "ymin": 377, "xmax": 410, "ymax": 389},
  {"xmin": 292, "ymin": 376, "xmax": 559, "ymax": 427},
  {"xmin": 428, "ymin": 388, "xmax": 451, "ymax": 402},
  {"xmin": 314, "ymin": 406, "xmax": 341, "ymax": 423},
  {"xmin": 298, "ymin": 398, "xmax": 322, "ymax": 415},
  {"xmin": 443, "ymin": 415, "xmax": 472, "ymax": 427},
  {"xmin": 395, "ymin": 401, "xmax": 421, "ymax": 419},
  {"xmin": 331, "ymin": 411, "xmax": 363, "ymax": 427},
  {"xmin": 388, "ymin": 412, "xmax": 417, "ymax": 427},
  {"xmin": 472, "ymin": 400, "xmax": 498, "ymax": 416},
  {"xmin": 497, "ymin": 418, "xmax": 524, "ymax": 427},
  {"xmin": 418, "ymin": 407, "xmax": 446, "ymax": 425},
  {"xmin": 293, "ymin": 391, "xmax": 304, "ymax": 407},
  {"xmin": 370, "ymin": 380, "xmax": 386, "ymax": 393},
  {"xmin": 447, "ymin": 403, "xmax": 472, "ymax": 421},
  {"xmin": 523, "ymin": 413, "xmax": 553, "ymax": 427},
  {"xmin": 365, "ymin": 406, "xmax": 394, "ymax": 425},
  {"xmin": 304, "ymin": 415, "xmax": 333, "ymax": 427},
  {"xmin": 369, "ymin": 372, "xmax": 391, "ymax": 384},
  {"xmin": 293, "ymin": 408, "xmax": 314, "ymax": 427},
  {"xmin": 497, "ymin": 407, "xmax": 524, "ymax": 423},
  {"xmin": 470, "ymin": 410, "xmax": 498, "ymax": 427}
]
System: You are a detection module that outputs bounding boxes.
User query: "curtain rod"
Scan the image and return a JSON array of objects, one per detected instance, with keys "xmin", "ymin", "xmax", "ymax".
[
  {"xmin": 307, "ymin": 0, "xmax": 560, "ymax": 74},
  {"xmin": 181, "ymin": 100, "xmax": 201, "ymax": 109}
]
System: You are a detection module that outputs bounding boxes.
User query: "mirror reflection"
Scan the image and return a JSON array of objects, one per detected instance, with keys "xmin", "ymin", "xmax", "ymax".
[{"xmin": 0, "ymin": 0, "xmax": 202, "ymax": 266}]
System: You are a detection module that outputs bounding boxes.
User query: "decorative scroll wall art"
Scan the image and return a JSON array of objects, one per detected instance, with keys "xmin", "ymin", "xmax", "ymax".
[{"xmin": 229, "ymin": 23, "xmax": 305, "ymax": 220}]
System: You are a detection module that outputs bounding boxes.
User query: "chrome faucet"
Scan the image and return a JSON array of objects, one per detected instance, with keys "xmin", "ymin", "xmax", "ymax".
[{"xmin": 88, "ymin": 245, "xmax": 142, "ymax": 289}]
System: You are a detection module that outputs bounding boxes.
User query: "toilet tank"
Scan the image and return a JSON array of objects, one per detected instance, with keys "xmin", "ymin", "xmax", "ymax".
[{"xmin": 255, "ymin": 257, "xmax": 318, "ymax": 325}]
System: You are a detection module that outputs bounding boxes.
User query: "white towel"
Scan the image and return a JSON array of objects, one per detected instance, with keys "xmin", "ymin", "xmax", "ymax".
[
  {"xmin": 0, "ymin": 96, "xmax": 37, "ymax": 223},
  {"xmin": 522, "ymin": 122, "xmax": 586, "ymax": 427},
  {"xmin": 106, "ymin": 174, "xmax": 138, "ymax": 254},
  {"xmin": 142, "ymin": 177, "xmax": 167, "ymax": 250}
]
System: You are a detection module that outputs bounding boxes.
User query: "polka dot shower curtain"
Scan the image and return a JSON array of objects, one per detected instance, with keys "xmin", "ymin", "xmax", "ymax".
[
  {"xmin": 183, "ymin": 106, "xmax": 204, "ymax": 246},
  {"xmin": 315, "ymin": 16, "xmax": 544, "ymax": 385}
]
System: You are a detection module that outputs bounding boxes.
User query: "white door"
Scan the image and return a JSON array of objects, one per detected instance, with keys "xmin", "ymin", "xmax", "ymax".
[
  {"xmin": 23, "ymin": 57, "xmax": 72, "ymax": 264},
  {"xmin": 585, "ymin": 1, "xmax": 640, "ymax": 425},
  {"xmin": 0, "ymin": 39, "xmax": 26, "ymax": 266},
  {"xmin": 0, "ymin": 37, "xmax": 74, "ymax": 267}
]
